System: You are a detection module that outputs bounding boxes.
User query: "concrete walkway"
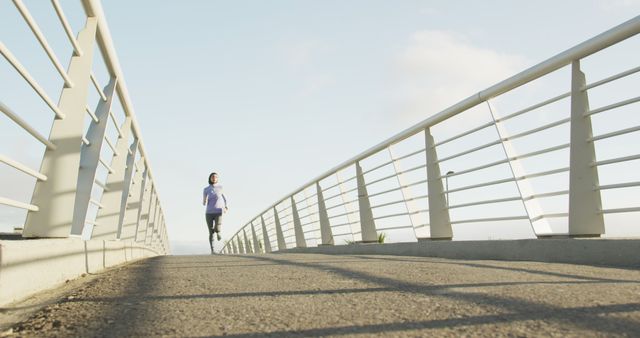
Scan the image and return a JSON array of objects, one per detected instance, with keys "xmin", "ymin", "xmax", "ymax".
[{"xmin": 3, "ymin": 253, "xmax": 640, "ymax": 337}]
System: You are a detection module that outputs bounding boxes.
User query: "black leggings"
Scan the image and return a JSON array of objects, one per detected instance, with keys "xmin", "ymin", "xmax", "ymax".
[{"xmin": 205, "ymin": 213, "xmax": 222, "ymax": 248}]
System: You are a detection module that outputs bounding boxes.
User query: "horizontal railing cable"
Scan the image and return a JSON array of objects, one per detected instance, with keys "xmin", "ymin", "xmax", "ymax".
[
  {"xmin": 601, "ymin": 207, "xmax": 640, "ymax": 214},
  {"xmin": 496, "ymin": 92, "xmax": 571, "ymax": 123},
  {"xmin": 371, "ymin": 194, "xmax": 428, "ymax": 209},
  {"xmin": 582, "ymin": 65, "xmax": 640, "ymax": 91},
  {"xmin": 366, "ymin": 164, "xmax": 426, "ymax": 187},
  {"xmin": 0, "ymin": 101, "xmax": 57, "ymax": 149},
  {"xmin": 531, "ymin": 213, "xmax": 568, "ymax": 222},
  {"xmin": 51, "ymin": 0, "xmax": 83, "ymax": 56},
  {"xmin": 592, "ymin": 154, "xmax": 640, "ymax": 167},
  {"xmin": 367, "ymin": 179, "xmax": 428, "ymax": 198},
  {"xmin": 85, "ymin": 105, "xmax": 99, "ymax": 123},
  {"xmin": 0, "ymin": 42, "xmax": 65, "ymax": 119},
  {"xmin": 13, "ymin": 0, "xmax": 73, "ymax": 87},
  {"xmin": 597, "ymin": 181, "xmax": 640, "ymax": 190},
  {"xmin": 328, "ymin": 210, "xmax": 359, "ymax": 219},
  {"xmin": 585, "ymin": 96, "xmax": 640, "ymax": 117},
  {"xmin": 523, "ymin": 190, "xmax": 569, "ymax": 201},
  {"xmin": 325, "ymin": 199, "xmax": 358, "ymax": 212},
  {"xmin": 0, "ymin": 196, "xmax": 39, "ymax": 211},
  {"xmin": 589, "ymin": 125, "xmax": 640, "ymax": 142},
  {"xmin": 451, "ymin": 215, "xmax": 529, "ymax": 224},
  {"xmin": 109, "ymin": 111, "xmax": 123, "ymax": 138},
  {"xmin": 448, "ymin": 196, "xmax": 522, "ymax": 210},
  {"xmin": 0, "ymin": 154, "xmax": 47, "ymax": 181},
  {"xmin": 373, "ymin": 209, "xmax": 428, "ymax": 220}
]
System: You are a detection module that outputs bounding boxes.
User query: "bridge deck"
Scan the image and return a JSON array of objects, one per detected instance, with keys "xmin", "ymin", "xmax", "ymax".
[{"xmin": 4, "ymin": 254, "xmax": 640, "ymax": 336}]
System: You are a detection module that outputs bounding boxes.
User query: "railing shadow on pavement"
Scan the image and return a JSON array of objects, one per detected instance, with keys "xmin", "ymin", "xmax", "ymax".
[
  {"xmin": 349, "ymin": 254, "xmax": 640, "ymax": 277},
  {"xmin": 4, "ymin": 254, "xmax": 639, "ymax": 336},
  {"xmin": 30, "ymin": 254, "xmax": 639, "ymax": 337},
  {"xmin": 235, "ymin": 255, "xmax": 640, "ymax": 337}
]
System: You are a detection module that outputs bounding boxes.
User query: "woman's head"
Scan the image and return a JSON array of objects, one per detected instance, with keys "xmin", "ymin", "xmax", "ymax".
[{"xmin": 208, "ymin": 172, "xmax": 218, "ymax": 185}]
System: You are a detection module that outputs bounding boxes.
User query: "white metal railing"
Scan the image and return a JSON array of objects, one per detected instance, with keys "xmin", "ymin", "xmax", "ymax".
[
  {"xmin": 1, "ymin": 0, "xmax": 169, "ymax": 254},
  {"xmin": 223, "ymin": 15, "xmax": 640, "ymax": 255}
]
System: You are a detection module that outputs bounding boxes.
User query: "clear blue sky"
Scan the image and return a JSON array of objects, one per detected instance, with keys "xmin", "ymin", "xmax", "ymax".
[{"xmin": 1, "ymin": 1, "xmax": 639, "ymax": 253}]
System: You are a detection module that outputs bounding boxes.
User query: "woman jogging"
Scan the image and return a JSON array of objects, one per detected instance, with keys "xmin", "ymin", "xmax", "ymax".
[{"xmin": 203, "ymin": 172, "xmax": 228, "ymax": 254}]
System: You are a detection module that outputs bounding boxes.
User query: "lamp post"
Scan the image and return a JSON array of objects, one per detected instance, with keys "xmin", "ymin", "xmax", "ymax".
[{"xmin": 445, "ymin": 171, "xmax": 454, "ymax": 208}]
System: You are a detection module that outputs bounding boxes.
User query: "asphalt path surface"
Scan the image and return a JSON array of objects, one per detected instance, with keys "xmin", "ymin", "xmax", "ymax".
[{"xmin": 2, "ymin": 253, "xmax": 640, "ymax": 337}]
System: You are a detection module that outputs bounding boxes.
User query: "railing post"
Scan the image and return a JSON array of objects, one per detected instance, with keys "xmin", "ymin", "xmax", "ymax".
[
  {"xmin": 155, "ymin": 213, "xmax": 164, "ymax": 247},
  {"xmin": 356, "ymin": 161, "xmax": 377, "ymax": 242},
  {"xmin": 568, "ymin": 60, "xmax": 604, "ymax": 237},
  {"xmin": 424, "ymin": 128, "xmax": 452, "ymax": 240},
  {"xmin": 134, "ymin": 165, "xmax": 149, "ymax": 242},
  {"xmin": 156, "ymin": 217, "xmax": 163, "ymax": 248},
  {"xmin": 161, "ymin": 216, "xmax": 166, "ymax": 248},
  {"xmin": 94, "ymin": 117, "xmax": 132, "ymax": 239},
  {"xmin": 155, "ymin": 213, "xmax": 162, "ymax": 247},
  {"xmin": 142, "ymin": 185, "xmax": 155, "ymax": 244},
  {"xmin": 163, "ymin": 221, "xmax": 169, "ymax": 253},
  {"xmin": 22, "ymin": 17, "xmax": 98, "ymax": 238},
  {"xmin": 121, "ymin": 158, "xmax": 144, "ymax": 240},
  {"xmin": 147, "ymin": 198, "xmax": 159, "ymax": 246},
  {"xmin": 69, "ymin": 77, "xmax": 117, "ymax": 236},
  {"xmin": 239, "ymin": 236, "xmax": 246, "ymax": 254},
  {"xmin": 291, "ymin": 196, "xmax": 307, "ymax": 248},
  {"xmin": 150, "ymin": 216, "xmax": 159, "ymax": 248},
  {"xmin": 251, "ymin": 221, "xmax": 261, "ymax": 253},
  {"xmin": 117, "ymin": 138, "xmax": 139, "ymax": 239},
  {"xmin": 260, "ymin": 215, "xmax": 272, "ymax": 253},
  {"xmin": 273, "ymin": 206, "xmax": 287, "ymax": 250},
  {"xmin": 155, "ymin": 207, "xmax": 162, "ymax": 247},
  {"xmin": 237, "ymin": 236, "xmax": 245, "ymax": 254},
  {"xmin": 388, "ymin": 147, "xmax": 421, "ymax": 238},
  {"xmin": 145, "ymin": 195, "xmax": 156, "ymax": 246},
  {"xmin": 316, "ymin": 182, "xmax": 334, "ymax": 245},
  {"xmin": 243, "ymin": 227, "xmax": 253, "ymax": 254},
  {"xmin": 232, "ymin": 239, "xmax": 238, "ymax": 254}
]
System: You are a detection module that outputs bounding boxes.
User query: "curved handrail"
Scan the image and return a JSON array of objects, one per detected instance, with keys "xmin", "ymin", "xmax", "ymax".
[{"xmin": 225, "ymin": 15, "xmax": 640, "ymax": 254}]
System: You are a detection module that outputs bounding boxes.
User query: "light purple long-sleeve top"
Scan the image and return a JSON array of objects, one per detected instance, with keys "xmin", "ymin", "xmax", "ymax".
[{"xmin": 203, "ymin": 184, "xmax": 228, "ymax": 214}]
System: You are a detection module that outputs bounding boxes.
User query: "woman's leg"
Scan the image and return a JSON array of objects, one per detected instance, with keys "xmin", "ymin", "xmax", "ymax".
[
  {"xmin": 213, "ymin": 214, "xmax": 222, "ymax": 241},
  {"xmin": 205, "ymin": 213, "xmax": 215, "ymax": 253}
]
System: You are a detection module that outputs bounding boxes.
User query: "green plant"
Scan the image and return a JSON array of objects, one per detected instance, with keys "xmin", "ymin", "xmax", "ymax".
[
  {"xmin": 377, "ymin": 232, "xmax": 386, "ymax": 243},
  {"xmin": 344, "ymin": 239, "xmax": 356, "ymax": 245}
]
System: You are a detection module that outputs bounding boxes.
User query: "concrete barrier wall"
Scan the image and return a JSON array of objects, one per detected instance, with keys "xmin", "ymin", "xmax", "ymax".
[
  {"xmin": 0, "ymin": 238, "xmax": 162, "ymax": 307},
  {"xmin": 280, "ymin": 239, "xmax": 640, "ymax": 268}
]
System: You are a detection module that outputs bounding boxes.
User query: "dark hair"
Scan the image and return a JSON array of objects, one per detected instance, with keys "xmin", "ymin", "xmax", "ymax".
[{"xmin": 208, "ymin": 172, "xmax": 218, "ymax": 185}]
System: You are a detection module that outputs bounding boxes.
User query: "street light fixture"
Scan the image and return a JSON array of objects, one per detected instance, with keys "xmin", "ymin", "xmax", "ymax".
[{"xmin": 445, "ymin": 171, "xmax": 455, "ymax": 208}]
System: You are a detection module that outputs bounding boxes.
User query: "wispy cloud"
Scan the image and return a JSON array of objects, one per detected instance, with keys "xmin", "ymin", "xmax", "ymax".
[
  {"xmin": 417, "ymin": 7, "xmax": 441, "ymax": 16},
  {"xmin": 284, "ymin": 41, "xmax": 327, "ymax": 69},
  {"xmin": 281, "ymin": 40, "xmax": 335, "ymax": 96},
  {"xmin": 597, "ymin": 0, "xmax": 640, "ymax": 11},
  {"xmin": 390, "ymin": 30, "xmax": 528, "ymax": 124}
]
